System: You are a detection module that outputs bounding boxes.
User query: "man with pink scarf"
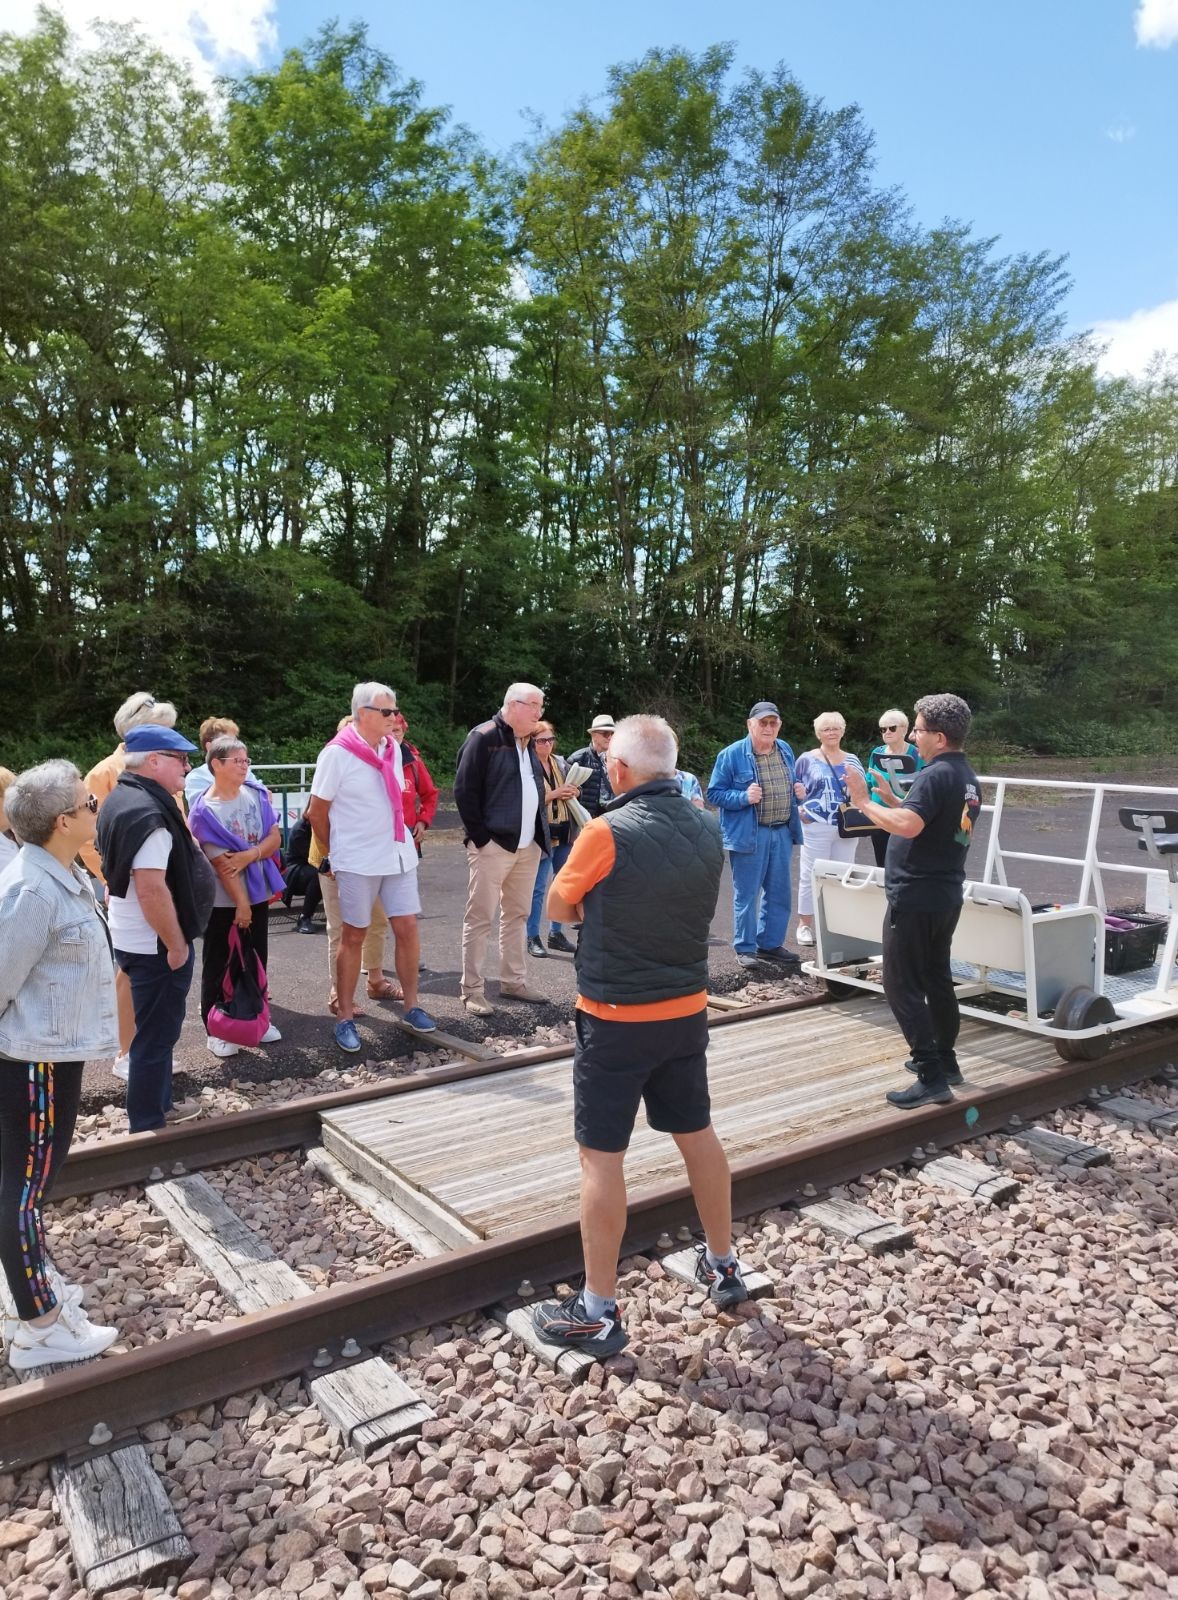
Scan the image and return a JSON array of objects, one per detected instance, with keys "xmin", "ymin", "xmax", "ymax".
[{"xmin": 306, "ymin": 682, "xmax": 437, "ymax": 1050}]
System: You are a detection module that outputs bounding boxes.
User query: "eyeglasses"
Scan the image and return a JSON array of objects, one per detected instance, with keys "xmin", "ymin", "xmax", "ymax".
[
  {"xmin": 534, "ymin": 735, "xmax": 555, "ymax": 744},
  {"xmin": 880, "ymin": 724, "xmax": 901, "ymax": 733},
  {"xmin": 362, "ymin": 705, "xmax": 397, "ymax": 718},
  {"xmin": 66, "ymin": 794, "xmax": 99, "ymax": 816},
  {"xmin": 912, "ymin": 725, "xmax": 934, "ymax": 737},
  {"xmin": 156, "ymin": 751, "xmax": 190, "ymax": 766}
]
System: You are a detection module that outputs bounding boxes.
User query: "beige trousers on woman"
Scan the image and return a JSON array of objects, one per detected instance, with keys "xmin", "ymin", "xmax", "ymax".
[{"xmin": 320, "ymin": 873, "xmax": 388, "ymax": 1002}]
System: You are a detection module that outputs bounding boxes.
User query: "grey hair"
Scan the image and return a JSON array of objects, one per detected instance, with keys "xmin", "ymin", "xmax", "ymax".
[
  {"xmin": 610, "ymin": 714, "xmax": 678, "ymax": 780},
  {"xmin": 5, "ymin": 759, "xmax": 83, "ymax": 846},
  {"xmin": 813, "ymin": 710, "xmax": 847, "ymax": 735},
  {"xmin": 879, "ymin": 708, "xmax": 909, "ymax": 732},
  {"xmin": 915, "ymin": 693, "xmax": 972, "ymax": 746},
  {"xmin": 207, "ymin": 735, "xmax": 247, "ymax": 767},
  {"xmin": 114, "ymin": 691, "xmax": 178, "ymax": 739},
  {"xmin": 501, "ymin": 682, "xmax": 544, "ymax": 714},
  {"xmin": 351, "ymin": 681, "xmax": 396, "ymax": 715}
]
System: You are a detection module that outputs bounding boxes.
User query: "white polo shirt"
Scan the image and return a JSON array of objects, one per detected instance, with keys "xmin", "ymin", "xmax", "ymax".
[
  {"xmin": 518, "ymin": 741, "xmax": 539, "ymax": 850},
  {"xmin": 310, "ymin": 739, "xmax": 418, "ymax": 876}
]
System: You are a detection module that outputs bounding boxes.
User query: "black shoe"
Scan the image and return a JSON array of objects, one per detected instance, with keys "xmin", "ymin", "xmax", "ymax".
[
  {"xmin": 531, "ymin": 1291, "xmax": 629, "ymax": 1356},
  {"xmin": 296, "ymin": 915, "xmax": 317, "ymax": 934},
  {"xmin": 756, "ymin": 946, "xmax": 802, "ymax": 968},
  {"xmin": 547, "ymin": 931, "xmax": 576, "ymax": 955},
  {"xmin": 904, "ymin": 1057, "xmax": 963, "ymax": 1087},
  {"xmin": 886, "ymin": 1079, "xmax": 954, "ymax": 1109},
  {"xmin": 693, "ymin": 1244, "xmax": 750, "ymax": 1310},
  {"xmin": 527, "ymin": 936, "xmax": 547, "ymax": 958},
  {"xmin": 737, "ymin": 952, "xmax": 761, "ymax": 970}
]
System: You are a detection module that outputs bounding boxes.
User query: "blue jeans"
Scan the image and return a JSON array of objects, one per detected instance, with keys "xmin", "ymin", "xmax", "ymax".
[
  {"xmin": 527, "ymin": 842, "xmax": 572, "ymax": 940},
  {"xmin": 115, "ymin": 944, "xmax": 195, "ymax": 1132},
  {"xmin": 729, "ymin": 827, "xmax": 794, "ymax": 954}
]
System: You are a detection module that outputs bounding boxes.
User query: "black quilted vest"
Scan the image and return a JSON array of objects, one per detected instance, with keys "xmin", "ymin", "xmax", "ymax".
[{"xmin": 575, "ymin": 779, "xmax": 724, "ymax": 1005}]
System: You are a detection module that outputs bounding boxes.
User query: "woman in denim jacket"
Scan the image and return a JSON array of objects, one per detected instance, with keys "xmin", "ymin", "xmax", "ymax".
[{"xmin": 0, "ymin": 760, "xmax": 120, "ymax": 1370}]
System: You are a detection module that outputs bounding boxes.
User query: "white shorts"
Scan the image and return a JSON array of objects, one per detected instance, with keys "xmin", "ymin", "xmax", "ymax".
[{"xmin": 335, "ymin": 868, "xmax": 420, "ymax": 927}]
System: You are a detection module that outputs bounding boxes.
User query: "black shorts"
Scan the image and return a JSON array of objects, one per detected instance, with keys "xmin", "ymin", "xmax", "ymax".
[{"xmin": 572, "ymin": 1007, "xmax": 712, "ymax": 1153}]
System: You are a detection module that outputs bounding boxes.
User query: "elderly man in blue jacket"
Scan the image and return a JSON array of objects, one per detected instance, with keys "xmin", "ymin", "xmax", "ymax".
[{"xmin": 707, "ymin": 701, "xmax": 804, "ymax": 971}]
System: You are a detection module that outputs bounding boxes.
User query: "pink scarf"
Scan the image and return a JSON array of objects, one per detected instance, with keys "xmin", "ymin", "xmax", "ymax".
[{"xmin": 328, "ymin": 724, "xmax": 406, "ymax": 841}]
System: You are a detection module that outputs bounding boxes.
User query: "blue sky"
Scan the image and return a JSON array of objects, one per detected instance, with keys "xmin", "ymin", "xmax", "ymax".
[{"xmin": 12, "ymin": 0, "xmax": 1178, "ymax": 373}]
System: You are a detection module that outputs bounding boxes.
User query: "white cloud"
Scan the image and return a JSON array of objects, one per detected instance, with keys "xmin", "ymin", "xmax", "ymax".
[
  {"xmin": 2, "ymin": 0, "xmax": 277, "ymax": 85},
  {"xmin": 1093, "ymin": 297, "xmax": 1178, "ymax": 377},
  {"xmin": 1105, "ymin": 122, "xmax": 1137, "ymax": 142},
  {"xmin": 1135, "ymin": 0, "xmax": 1178, "ymax": 47}
]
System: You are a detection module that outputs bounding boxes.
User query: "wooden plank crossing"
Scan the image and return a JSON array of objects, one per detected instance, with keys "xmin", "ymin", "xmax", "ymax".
[{"xmin": 321, "ymin": 997, "xmax": 1070, "ymax": 1240}]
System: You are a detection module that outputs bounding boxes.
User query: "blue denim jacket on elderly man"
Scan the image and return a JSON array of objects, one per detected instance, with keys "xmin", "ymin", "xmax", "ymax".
[
  {"xmin": 0, "ymin": 845, "xmax": 119, "ymax": 1063},
  {"xmin": 706, "ymin": 736, "xmax": 804, "ymax": 853}
]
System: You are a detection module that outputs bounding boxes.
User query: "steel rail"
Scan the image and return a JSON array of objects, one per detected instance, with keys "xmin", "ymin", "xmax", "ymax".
[
  {"xmin": 2, "ymin": 1022, "xmax": 1172, "ymax": 1472},
  {"xmin": 59, "ymin": 992, "xmax": 824, "ymax": 1200}
]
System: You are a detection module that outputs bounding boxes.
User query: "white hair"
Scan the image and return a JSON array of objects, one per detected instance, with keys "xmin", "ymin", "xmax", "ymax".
[
  {"xmin": 501, "ymin": 682, "xmax": 543, "ymax": 714},
  {"xmin": 610, "ymin": 714, "xmax": 678, "ymax": 780},
  {"xmin": 351, "ymin": 681, "xmax": 396, "ymax": 715},
  {"xmin": 6, "ymin": 760, "xmax": 82, "ymax": 845},
  {"xmin": 114, "ymin": 691, "xmax": 177, "ymax": 739},
  {"xmin": 813, "ymin": 710, "xmax": 847, "ymax": 735},
  {"xmin": 879, "ymin": 708, "xmax": 909, "ymax": 732}
]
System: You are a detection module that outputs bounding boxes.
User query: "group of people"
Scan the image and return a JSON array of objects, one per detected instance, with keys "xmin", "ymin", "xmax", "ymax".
[{"xmin": 0, "ymin": 679, "xmax": 979, "ymax": 1367}]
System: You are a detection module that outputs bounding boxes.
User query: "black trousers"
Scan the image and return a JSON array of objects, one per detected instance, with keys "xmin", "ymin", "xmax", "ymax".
[
  {"xmin": 201, "ymin": 904, "xmax": 270, "ymax": 1026},
  {"xmin": 284, "ymin": 863, "xmax": 322, "ymax": 919},
  {"xmin": 881, "ymin": 902, "xmax": 963, "ymax": 1087},
  {"xmin": 0, "ymin": 1060, "xmax": 83, "ymax": 1318},
  {"xmin": 871, "ymin": 830, "xmax": 889, "ymax": 868}
]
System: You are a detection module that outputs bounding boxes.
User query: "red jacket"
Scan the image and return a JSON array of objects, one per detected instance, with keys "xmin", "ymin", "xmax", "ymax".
[{"xmin": 401, "ymin": 742, "xmax": 438, "ymax": 830}]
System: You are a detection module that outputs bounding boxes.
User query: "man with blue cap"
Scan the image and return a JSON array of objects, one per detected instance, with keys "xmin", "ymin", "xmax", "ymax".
[{"xmin": 96, "ymin": 725, "xmax": 217, "ymax": 1130}]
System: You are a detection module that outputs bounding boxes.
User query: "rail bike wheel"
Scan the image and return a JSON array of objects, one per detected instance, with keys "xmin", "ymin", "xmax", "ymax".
[{"xmin": 1051, "ymin": 984, "xmax": 1116, "ymax": 1062}]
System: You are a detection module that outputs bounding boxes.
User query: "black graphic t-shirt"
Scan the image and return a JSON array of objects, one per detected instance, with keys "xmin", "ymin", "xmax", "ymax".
[{"xmin": 885, "ymin": 752, "xmax": 982, "ymax": 912}]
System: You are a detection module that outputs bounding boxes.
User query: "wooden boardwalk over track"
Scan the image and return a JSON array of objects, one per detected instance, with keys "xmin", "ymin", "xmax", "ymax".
[{"xmin": 321, "ymin": 997, "xmax": 1067, "ymax": 1238}]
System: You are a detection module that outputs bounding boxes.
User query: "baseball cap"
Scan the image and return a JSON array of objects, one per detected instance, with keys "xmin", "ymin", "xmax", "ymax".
[
  {"xmin": 748, "ymin": 701, "xmax": 781, "ymax": 720},
  {"xmin": 588, "ymin": 714, "xmax": 616, "ymax": 733},
  {"xmin": 124, "ymin": 725, "xmax": 198, "ymax": 754}
]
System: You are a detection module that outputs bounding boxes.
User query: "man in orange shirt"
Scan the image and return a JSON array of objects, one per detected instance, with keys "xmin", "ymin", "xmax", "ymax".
[{"xmin": 531, "ymin": 715, "xmax": 751, "ymax": 1358}]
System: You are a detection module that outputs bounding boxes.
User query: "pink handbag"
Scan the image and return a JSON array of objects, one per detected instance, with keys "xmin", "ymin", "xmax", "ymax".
[{"xmin": 207, "ymin": 925, "xmax": 270, "ymax": 1047}]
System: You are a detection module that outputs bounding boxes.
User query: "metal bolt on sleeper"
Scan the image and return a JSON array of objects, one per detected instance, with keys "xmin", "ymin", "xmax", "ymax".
[
  {"xmin": 312, "ymin": 1348, "xmax": 332, "ymax": 1369},
  {"xmin": 341, "ymin": 1338, "xmax": 361, "ymax": 1359},
  {"xmin": 88, "ymin": 1423, "xmax": 112, "ymax": 1447}
]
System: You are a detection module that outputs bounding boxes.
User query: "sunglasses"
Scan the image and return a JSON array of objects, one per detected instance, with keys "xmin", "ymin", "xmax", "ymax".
[
  {"xmin": 67, "ymin": 794, "xmax": 99, "ymax": 817},
  {"xmin": 880, "ymin": 724, "xmax": 901, "ymax": 733},
  {"xmin": 362, "ymin": 705, "xmax": 397, "ymax": 718}
]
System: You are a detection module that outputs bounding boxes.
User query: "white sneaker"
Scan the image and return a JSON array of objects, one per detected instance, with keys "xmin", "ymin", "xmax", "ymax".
[
  {"xmin": 8, "ymin": 1300, "xmax": 117, "ymax": 1370},
  {"xmin": 260, "ymin": 1023, "xmax": 282, "ymax": 1043},
  {"xmin": 206, "ymin": 1035, "xmax": 240, "ymax": 1059},
  {"xmin": 796, "ymin": 925, "xmax": 815, "ymax": 946},
  {"xmin": 48, "ymin": 1266, "xmax": 84, "ymax": 1313},
  {"xmin": 112, "ymin": 1053, "xmax": 130, "ymax": 1081}
]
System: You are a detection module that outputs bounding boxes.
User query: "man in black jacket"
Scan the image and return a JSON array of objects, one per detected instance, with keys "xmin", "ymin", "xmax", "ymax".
[
  {"xmin": 454, "ymin": 683, "xmax": 551, "ymax": 1016},
  {"xmin": 566, "ymin": 715, "xmax": 616, "ymax": 817}
]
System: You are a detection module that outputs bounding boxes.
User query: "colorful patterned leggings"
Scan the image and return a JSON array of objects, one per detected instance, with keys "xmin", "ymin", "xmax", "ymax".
[{"xmin": 0, "ymin": 1060, "xmax": 82, "ymax": 1320}]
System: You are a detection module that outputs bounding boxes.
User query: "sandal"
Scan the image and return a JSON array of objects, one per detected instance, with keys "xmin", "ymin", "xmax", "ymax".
[
  {"xmin": 327, "ymin": 993, "xmax": 367, "ymax": 1019},
  {"xmin": 366, "ymin": 978, "xmax": 403, "ymax": 1002}
]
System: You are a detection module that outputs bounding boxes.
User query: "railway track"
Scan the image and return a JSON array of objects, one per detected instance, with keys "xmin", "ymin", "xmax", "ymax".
[{"xmin": 2, "ymin": 994, "xmax": 1174, "ymax": 1477}]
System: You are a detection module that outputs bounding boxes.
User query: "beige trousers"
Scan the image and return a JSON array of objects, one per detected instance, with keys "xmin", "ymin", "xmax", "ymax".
[
  {"xmin": 321, "ymin": 873, "xmax": 388, "ymax": 1000},
  {"xmin": 461, "ymin": 840, "xmax": 542, "ymax": 1001}
]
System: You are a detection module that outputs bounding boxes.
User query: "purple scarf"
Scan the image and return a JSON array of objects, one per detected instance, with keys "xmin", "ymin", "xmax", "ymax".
[
  {"xmin": 328, "ymin": 725, "xmax": 406, "ymax": 841},
  {"xmin": 188, "ymin": 781, "xmax": 286, "ymax": 904}
]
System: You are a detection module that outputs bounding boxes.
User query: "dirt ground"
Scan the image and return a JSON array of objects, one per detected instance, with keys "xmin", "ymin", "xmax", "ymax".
[{"xmin": 79, "ymin": 759, "xmax": 1178, "ymax": 1112}]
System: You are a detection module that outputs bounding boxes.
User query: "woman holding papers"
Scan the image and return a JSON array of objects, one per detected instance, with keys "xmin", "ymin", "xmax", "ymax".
[{"xmin": 527, "ymin": 722, "xmax": 584, "ymax": 957}]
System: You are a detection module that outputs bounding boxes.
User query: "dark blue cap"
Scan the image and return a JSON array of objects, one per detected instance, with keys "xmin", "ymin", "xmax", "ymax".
[{"xmin": 124, "ymin": 725, "xmax": 198, "ymax": 754}]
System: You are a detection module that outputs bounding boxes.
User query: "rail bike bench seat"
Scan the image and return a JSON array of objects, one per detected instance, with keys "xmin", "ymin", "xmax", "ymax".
[
  {"xmin": 809, "ymin": 860, "xmax": 1104, "ymax": 1014},
  {"xmin": 1112, "ymin": 807, "xmax": 1178, "ymax": 1022}
]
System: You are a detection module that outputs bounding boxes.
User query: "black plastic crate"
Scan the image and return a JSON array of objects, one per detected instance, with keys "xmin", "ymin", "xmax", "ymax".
[{"xmin": 1103, "ymin": 913, "xmax": 1168, "ymax": 975}]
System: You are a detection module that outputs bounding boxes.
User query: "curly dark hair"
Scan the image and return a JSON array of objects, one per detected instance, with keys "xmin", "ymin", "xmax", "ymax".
[{"xmin": 914, "ymin": 693, "xmax": 972, "ymax": 746}]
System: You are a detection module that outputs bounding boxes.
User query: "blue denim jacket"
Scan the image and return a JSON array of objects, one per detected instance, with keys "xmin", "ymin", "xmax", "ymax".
[
  {"xmin": 0, "ymin": 845, "xmax": 119, "ymax": 1062},
  {"xmin": 706, "ymin": 736, "xmax": 804, "ymax": 854}
]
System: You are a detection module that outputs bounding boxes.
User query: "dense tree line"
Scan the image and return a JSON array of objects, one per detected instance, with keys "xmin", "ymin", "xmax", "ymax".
[{"xmin": 1, "ymin": 15, "xmax": 1175, "ymax": 774}]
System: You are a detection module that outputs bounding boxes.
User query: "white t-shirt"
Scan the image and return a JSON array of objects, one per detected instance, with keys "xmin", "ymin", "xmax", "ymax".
[
  {"xmin": 109, "ymin": 828, "xmax": 173, "ymax": 954},
  {"xmin": 518, "ymin": 741, "xmax": 539, "ymax": 850},
  {"xmin": 200, "ymin": 787, "xmax": 266, "ymax": 909},
  {"xmin": 310, "ymin": 740, "xmax": 418, "ymax": 876}
]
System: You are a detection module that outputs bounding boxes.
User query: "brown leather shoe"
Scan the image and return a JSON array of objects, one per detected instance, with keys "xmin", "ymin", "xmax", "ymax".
[{"xmin": 500, "ymin": 984, "xmax": 550, "ymax": 1004}]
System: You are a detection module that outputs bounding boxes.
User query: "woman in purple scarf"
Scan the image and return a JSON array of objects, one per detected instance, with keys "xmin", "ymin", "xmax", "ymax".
[{"xmin": 188, "ymin": 734, "xmax": 285, "ymax": 1059}]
